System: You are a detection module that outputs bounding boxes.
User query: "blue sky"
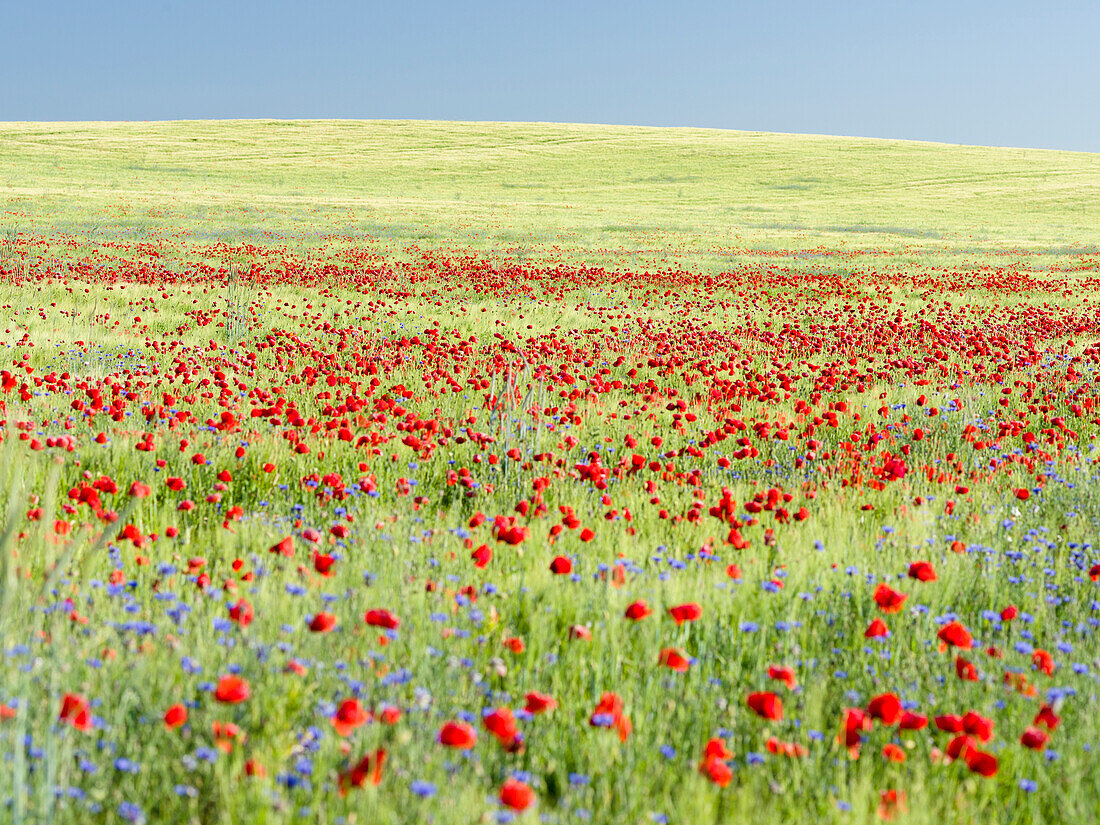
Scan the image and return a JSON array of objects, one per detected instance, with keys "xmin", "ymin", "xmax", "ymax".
[{"xmin": 2, "ymin": 0, "xmax": 1097, "ymax": 151}]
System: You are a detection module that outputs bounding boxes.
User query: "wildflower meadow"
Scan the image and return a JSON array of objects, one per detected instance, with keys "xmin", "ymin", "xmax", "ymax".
[{"xmin": 1, "ymin": 121, "xmax": 1100, "ymax": 824}]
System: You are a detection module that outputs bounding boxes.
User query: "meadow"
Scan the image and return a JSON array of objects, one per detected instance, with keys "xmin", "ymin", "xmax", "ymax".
[{"xmin": 1, "ymin": 120, "xmax": 1100, "ymax": 824}]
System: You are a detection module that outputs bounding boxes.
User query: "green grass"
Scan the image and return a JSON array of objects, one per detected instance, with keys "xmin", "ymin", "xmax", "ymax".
[{"xmin": 2, "ymin": 120, "xmax": 1099, "ymax": 270}]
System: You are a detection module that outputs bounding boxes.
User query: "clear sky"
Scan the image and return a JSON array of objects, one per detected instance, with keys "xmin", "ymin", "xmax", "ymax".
[{"xmin": 3, "ymin": 0, "xmax": 1097, "ymax": 151}]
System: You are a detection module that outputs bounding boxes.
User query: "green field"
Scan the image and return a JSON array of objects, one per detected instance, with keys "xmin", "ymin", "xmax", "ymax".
[
  {"xmin": 1, "ymin": 121, "xmax": 1099, "ymax": 825},
  {"xmin": 3, "ymin": 120, "xmax": 1099, "ymax": 264}
]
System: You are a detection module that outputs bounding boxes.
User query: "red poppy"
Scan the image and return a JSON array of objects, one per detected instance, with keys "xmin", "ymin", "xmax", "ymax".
[
  {"xmin": 746, "ymin": 691, "xmax": 783, "ymax": 721},
  {"xmin": 589, "ymin": 692, "xmax": 632, "ymax": 741},
  {"xmin": 766, "ymin": 665, "xmax": 797, "ymax": 690},
  {"xmin": 438, "ymin": 721, "xmax": 477, "ymax": 748},
  {"xmin": 338, "ymin": 748, "xmax": 386, "ymax": 794},
  {"xmin": 964, "ymin": 748, "xmax": 998, "ymax": 777},
  {"xmin": 524, "ymin": 692, "xmax": 557, "ymax": 714},
  {"xmin": 934, "ymin": 714, "xmax": 964, "ymax": 733},
  {"xmin": 1032, "ymin": 649, "xmax": 1054, "ymax": 675},
  {"xmin": 228, "ymin": 599, "xmax": 253, "ymax": 627},
  {"xmin": 878, "ymin": 789, "xmax": 907, "ymax": 821},
  {"xmin": 364, "ymin": 609, "xmax": 400, "ymax": 630},
  {"xmin": 269, "ymin": 537, "xmax": 294, "ymax": 557},
  {"xmin": 865, "ymin": 618, "xmax": 890, "ymax": 638},
  {"xmin": 568, "ymin": 624, "xmax": 592, "ymax": 641},
  {"xmin": 214, "ymin": 675, "xmax": 250, "ymax": 704},
  {"xmin": 1020, "ymin": 726, "xmax": 1049, "ymax": 750},
  {"xmin": 668, "ymin": 602, "xmax": 702, "ymax": 624},
  {"xmin": 703, "ymin": 737, "xmax": 732, "ymax": 760},
  {"xmin": 471, "ymin": 544, "xmax": 492, "ymax": 568},
  {"xmin": 962, "ymin": 711, "xmax": 994, "ymax": 742},
  {"xmin": 699, "ymin": 755, "xmax": 732, "ymax": 786},
  {"xmin": 907, "ymin": 561, "xmax": 937, "ymax": 582},
  {"xmin": 840, "ymin": 707, "xmax": 872, "ymax": 749},
  {"xmin": 938, "ymin": 621, "xmax": 973, "ymax": 649},
  {"xmin": 500, "ymin": 778, "xmax": 535, "ymax": 811},
  {"xmin": 955, "ymin": 656, "xmax": 979, "ymax": 681},
  {"xmin": 549, "ymin": 555, "xmax": 573, "ymax": 575},
  {"xmin": 872, "ymin": 583, "xmax": 907, "ymax": 613},
  {"xmin": 623, "ymin": 600, "xmax": 652, "ymax": 621},
  {"xmin": 946, "ymin": 733, "xmax": 975, "ymax": 760},
  {"xmin": 882, "ymin": 743, "xmax": 906, "ymax": 762},
  {"xmin": 866, "ymin": 693, "xmax": 901, "ymax": 725},
  {"xmin": 332, "ymin": 698, "xmax": 370, "ymax": 736},
  {"xmin": 1034, "ymin": 704, "xmax": 1061, "ymax": 730},
  {"xmin": 59, "ymin": 694, "xmax": 92, "ymax": 731},
  {"xmin": 658, "ymin": 647, "xmax": 691, "ymax": 672},
  {"xmin": 898, "ymin": 711, "xmax": 928, "ymax": 730},
  {"xmin": 483, "ymin": 707, "xmax": 520, "ymax": 747},
  {"xmin": 309, "ymin": 612, "xmax": 336, "ymax": 633},
  {"xmin": 163, "ymin": 703, "xmax": 188, "ymax": 730}
]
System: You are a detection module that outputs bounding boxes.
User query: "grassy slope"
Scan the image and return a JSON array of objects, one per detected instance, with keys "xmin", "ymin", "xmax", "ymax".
[{"xmin": 2, "ymin": 120, "xmax": 1099, "ymax": 268}]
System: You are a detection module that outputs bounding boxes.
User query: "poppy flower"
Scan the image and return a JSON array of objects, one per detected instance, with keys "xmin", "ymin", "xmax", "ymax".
[
  {"xmin": 214, "ymin": 675, "xmax": 250, "ymax": 704},
  {"xmin": 766, "ymin": 665, "xmax": 797, "ymax": 690},
  {"xmin": 549, "ymin": 555, "xmax": 573, "ymax": 575},
  {"xmin": 269, "ymin": 537, "xmax": 294, "ymax": 557},
  {"xmin": 128, "ymin": 481, "xmax": 151, "ymax": 498},
  {"xmin": 872, "ymin": 583, "xmax": 907, "ymax": 613},
  {"xmin": 746, "ymin": 691, "xmax": 783, "ymax": 721},
  {"xmin": 1032, "ymin": 649, "xmax": 1054, "ymax": 675},
  {"xmin": 699, "ymin": 755, "xmax": 732, "ymax": 786},
  {"xmin": 589, "ymin": 692, "xmax": 632, "ymax": 741},
  {"xmin": 309, "ymin": 612, "xmax": 336, "ymax": 633},
  {"xmin": 483, "ymin": 707, "xmax": 520, "ymax": 747},
  {"xmin": 499, "ymin": 778, "xmax": 535, "ymax": 811},
  {"xmin": 438, "ymin": 721, "xmax": 477, "ymax": 748},
  {"xmin": 946, "ymin": 734, "xmax": 976, "ymax": 760},
  {"xmin": 907, "ymin": 561, "xmax": 937, "ymax": 582},
  {"xmin": 163, "ymin": 704, "xmax": 188, "ymax": 730},
  {"xmin": 503, "ymin": 636, "xmax": 525, "ymax": 654},
  {"xmin": 937, "ymin": 621, "xmax": 973, "ymax": 649},
  {"xmin": 228, "ymin": 599, "xmax": 253, "ymax": 627},
  {"xmin": 882, "ymin": 743, "xmax": 906, "ymax": 762},
  {"xmin": 898, "ymin": 711, "xmax": 928, "ymax": 730},
  {"xmin": 1020, "ymin": 726, "xmax": 1049, "ymax": 750},
  {"xmin": 568, "ymin": 624, "xmax": 592, "ymax": 641},
  {"xmin": 962, "ymin": 711, "xmax": 993, "ymax": 742},
  {"xmin": 332, "ymin": 699, "xmax": 370, "ymax": 736},
  {"xmin": 338, "ymin": 748, "xmax": 386, "ymax": 793},
  {"xmin": 766, "ymin": 737, "xmax": 808, "ymax": 758},
  {"xmin": 840, "ymin": 707, "xmax": 871, "ymax": 749},
  {"xmin": 668, "ymin": 602, "xmax": 702, "ymax": 624},
  {"xmin": 624, "ymin": 600, "xmax": 652, "ymax": 621},
  {"xmin": 934, "ymin": 714, "xmax": 964, "ymax": 733},
  {"xmin": 658, "ymin": 647, "xmax": 691, "ymax": 672},
  {"xmin": 471, "ymin": 544, "xmax": 492, "ymax": 568},
  {"xmin": 313, "ymin": 552, "xmax": 336, "ymax": 576},
  {"xmin": 59, "ymin": 693, "xmax": 92, "ymax": 731},
  {"xmin": 964, "ymin": 748, "xmax": 998, "ymax": 777},
  {"xmin": 865, "ymin": 618, "xmax": 890, "ymax": 638},
  {"xmin": 1034, "ymin": 704, "xmax": 1061, "ymax": 730},
  {"xmin": 878, "ymin": 790, "xmax": 907, "ymax": 821},
  {"xmin": 364, "ymin": 609, "xmax": 400, "ymax": 630},
  {"xmin": 524, "ymin": 692, "xmax": 557, "ymax": 714},
  {"xmin": 867, "ymin": 693, "xmax": 901, "ymax": 725},
  {"xmin": 703, "ymin": 737, "xmax": 732, "ymax": 760},
  {"xmin": 955, "ymin": 656, "xmax": 979, "ymax": 681}
]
